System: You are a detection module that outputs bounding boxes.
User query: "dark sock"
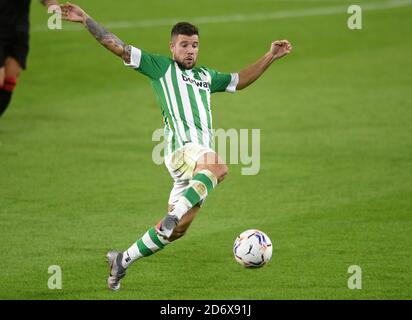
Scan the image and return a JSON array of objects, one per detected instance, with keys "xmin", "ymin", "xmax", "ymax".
[{"xmin": 0, "ymin": 89, "xmax": 13, "ymax": 117}]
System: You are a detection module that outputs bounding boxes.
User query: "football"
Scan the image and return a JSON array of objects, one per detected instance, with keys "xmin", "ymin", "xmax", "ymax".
[{"xmin": 233, "ymin": 229, "xmax": 273, "ymax": 268}]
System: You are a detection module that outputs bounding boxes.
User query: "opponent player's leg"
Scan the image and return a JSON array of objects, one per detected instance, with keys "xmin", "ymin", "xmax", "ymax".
[
  {"xmin": 0, "ymin": 57, "xmax": 21, "ymax": 117},
  {"xmin": 157, "ymin": 151, "xmax": 228, "ymax": 238}
]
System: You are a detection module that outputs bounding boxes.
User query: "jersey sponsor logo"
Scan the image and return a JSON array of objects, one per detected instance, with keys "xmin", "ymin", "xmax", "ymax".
[{"xmin": 181, "ymin": 74, "xmax": 210, "ymax": 90}]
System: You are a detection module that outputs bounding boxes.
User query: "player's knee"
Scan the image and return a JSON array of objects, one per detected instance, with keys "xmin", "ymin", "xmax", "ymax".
[
  {"xmin": 203, "ymin": 163, "xmax": 228, "ymax": 183},
  {"xmin": 217, "ymin": 164, "xmax": 228, "ymax": 183}
]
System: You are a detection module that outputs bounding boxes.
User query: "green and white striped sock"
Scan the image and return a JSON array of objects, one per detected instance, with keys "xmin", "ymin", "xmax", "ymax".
[
  {"xmin": 171, "ymin": 169, "xmax": 218, "ymax": 220},
  {"xmin": 122, "ymin": 226, "xmax": 170, "ymax": 268}
]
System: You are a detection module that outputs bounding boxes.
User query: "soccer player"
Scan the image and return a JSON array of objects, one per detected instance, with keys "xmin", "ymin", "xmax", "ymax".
[
  {"xmin": 60, "ymin": 2, "xmax": 292, "ymax": 290},
  {"xmin": 0, "ymin": 0, "xmax": 59, "ymax": 117}
]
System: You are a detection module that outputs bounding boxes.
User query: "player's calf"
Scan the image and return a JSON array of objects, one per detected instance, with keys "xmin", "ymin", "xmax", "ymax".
[
  {"xmin": 157, "ymin": 152, "xmax": 227, "ymax": 238},
  {"xmin": 156, "ymin": 172, "xmax": 227, "ymax": 239},
  {"xmin": 165, "ymin": 206, "xmax": 200, "ymax": 241},
  {"xmin": 157, "ymin": 171, "xmax": 220, "ymax": 238}
]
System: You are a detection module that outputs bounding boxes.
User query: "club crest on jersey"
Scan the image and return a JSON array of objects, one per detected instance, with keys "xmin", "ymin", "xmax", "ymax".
[{"xmin": 181, "ymin": 74, "xmax": 210, "ymax": 90}]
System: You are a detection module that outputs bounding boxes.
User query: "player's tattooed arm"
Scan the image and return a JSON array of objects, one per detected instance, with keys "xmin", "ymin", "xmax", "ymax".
[
  {"xmin": 84, "ymin": 18, "xmax": 131, "ymax": 63},
  {"xmin": 60, "ymin": 3, "xmax": 131, "ymax": 63}
]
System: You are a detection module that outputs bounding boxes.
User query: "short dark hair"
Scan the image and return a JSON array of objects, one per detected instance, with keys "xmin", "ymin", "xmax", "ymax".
[{"xmin": 171, "ymin": 22, "xmax": 199, "ymax": 39}]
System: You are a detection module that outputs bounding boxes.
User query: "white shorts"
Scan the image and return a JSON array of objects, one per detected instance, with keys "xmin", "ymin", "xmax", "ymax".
[{"xmin": 164, "ymin": 142, "xmax": 214, "ymax": 206}]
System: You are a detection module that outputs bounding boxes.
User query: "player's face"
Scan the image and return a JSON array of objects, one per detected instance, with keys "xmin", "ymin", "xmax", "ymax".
[{"xmin": 170, "ymin": 34, "xmax": 199, "ymax": 69}]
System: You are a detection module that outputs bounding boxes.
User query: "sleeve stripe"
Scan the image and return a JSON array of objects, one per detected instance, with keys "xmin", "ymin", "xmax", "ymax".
[
  {"xmin": 226, "ymin": 73, "xmax": 239, "ymax": 93},
  {"xmin": 123, "ymin": 46, "xmax": 142, "ymax": 69}
]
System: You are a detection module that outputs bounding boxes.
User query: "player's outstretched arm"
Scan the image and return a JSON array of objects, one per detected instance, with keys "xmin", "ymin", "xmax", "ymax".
[
  {"xmin": 60, "ymin": 2, "xmax": 131, "ymax": 63},
  {"xmin": 236, "ymin": 40, "xmax": 292, "ymax": 90}
]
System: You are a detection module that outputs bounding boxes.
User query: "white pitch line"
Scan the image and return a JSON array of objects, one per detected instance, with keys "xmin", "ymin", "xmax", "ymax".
[{"xmin": 32, "ymin": 0, "xmax": 412, "ymax": 32}]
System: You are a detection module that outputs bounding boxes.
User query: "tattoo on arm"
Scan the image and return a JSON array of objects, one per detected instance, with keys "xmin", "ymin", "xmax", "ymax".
[
  {"xmin": 123, "ymin": 45, "xmax": 131, "ymax": 64},
  {"xmin": 85, "ymin": 17, "xmax": 131, "ymax": 63}
]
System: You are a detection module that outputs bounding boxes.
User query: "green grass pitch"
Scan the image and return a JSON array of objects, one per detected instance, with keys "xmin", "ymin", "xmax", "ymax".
[{"xmin": 0, "ymin": 0, "xmax": 411, "ymax": 299}]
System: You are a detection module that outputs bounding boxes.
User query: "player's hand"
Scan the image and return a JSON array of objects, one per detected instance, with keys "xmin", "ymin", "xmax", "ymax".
[
  {"xmin": 60, "ymin": 2, "xmax": 88, "ymax": 24},
  {"xmin": 270, "ymin": 40, "xmax": 292, "ymax": 60}
]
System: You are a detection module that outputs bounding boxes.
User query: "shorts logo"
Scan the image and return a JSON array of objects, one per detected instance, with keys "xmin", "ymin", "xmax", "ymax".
[{"xmin": 181, "ymin": 75, "xmax": 209, "ymax": 90}]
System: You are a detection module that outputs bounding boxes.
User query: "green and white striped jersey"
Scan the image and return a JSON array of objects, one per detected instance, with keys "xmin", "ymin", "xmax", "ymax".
[{"xmin": 125, "ymin": 46, "xmax": 239, "ymax": 156}]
